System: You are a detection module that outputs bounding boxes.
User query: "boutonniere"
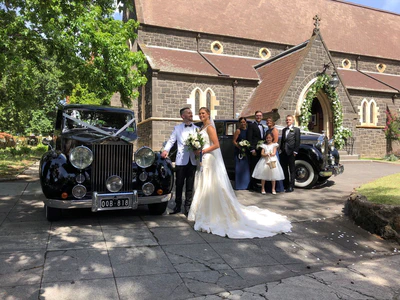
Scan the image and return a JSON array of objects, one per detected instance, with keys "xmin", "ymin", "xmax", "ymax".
[
  {"xmin": 290, "ymin": 128, "xmax": 294, "ymax": 132},
  {"xmin": 262, "ymin": 124, "xmax": 268, "ymax": 129}
]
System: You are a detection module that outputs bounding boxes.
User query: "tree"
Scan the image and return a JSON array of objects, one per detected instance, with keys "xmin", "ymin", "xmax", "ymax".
[{"xmin": 0, "ymin": 1, "xmax": 147, "ymax": 134}]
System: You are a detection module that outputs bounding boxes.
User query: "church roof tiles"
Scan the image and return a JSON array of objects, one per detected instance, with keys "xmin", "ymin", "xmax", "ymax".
[
  {"xmin": 134, "ymin": 0, "xmax": 400, "ymax": 61},
  {"xmin": 241, "ymin": 47, "xmax": 307, "ymax": 117},
  {"xmin": 140, "ymin": 45, "xmax": 263, "ymax": 79},
  {"xmin": 338, "ymin": 69, "xmax": 399, "ymax": 93}
]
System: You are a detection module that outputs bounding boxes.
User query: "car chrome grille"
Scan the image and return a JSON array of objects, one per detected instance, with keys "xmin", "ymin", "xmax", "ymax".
[{"xmin": 92, "ymin": 143, "xmax": 133, "ymax": 193}]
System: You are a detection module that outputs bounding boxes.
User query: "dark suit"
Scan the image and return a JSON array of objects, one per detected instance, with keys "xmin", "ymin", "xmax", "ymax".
[
  {"xmin": 280, "ymin": 126, "xmax": 300, "ymax": 190},
  {"xmin": 246, "ymin": 121, "xmax": 265, "ymax": 190}
]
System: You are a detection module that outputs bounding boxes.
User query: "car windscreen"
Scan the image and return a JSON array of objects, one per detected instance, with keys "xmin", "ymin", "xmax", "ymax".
[{"xmin": 63, "ymin": 109, "xmax": 136, "ymax": 139}]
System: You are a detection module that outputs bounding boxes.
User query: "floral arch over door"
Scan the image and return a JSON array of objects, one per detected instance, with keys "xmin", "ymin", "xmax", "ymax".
[{"xmin": 296, "ymin": 74, "xmax": 351, "ymax": 149}]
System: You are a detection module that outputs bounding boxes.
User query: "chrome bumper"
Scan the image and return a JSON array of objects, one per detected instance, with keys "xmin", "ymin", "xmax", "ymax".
[
  {"xmin": 319, "ymin": 164, "xmax": 344, "ymax": 177},
  {"xmin": 43, "ymin": 192, "xmax": 172, "ymax": 211}
]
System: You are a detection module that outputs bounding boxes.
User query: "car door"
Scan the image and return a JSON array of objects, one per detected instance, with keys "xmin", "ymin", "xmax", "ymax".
[{"xmin": 216, "ymin": 121, "xmax": 237, "ymax": 176}]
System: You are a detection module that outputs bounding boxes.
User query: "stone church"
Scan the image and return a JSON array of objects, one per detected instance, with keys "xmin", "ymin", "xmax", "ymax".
[{"xmin": 121, "ymin": 0, "xmax": 400, "ymax": 158}]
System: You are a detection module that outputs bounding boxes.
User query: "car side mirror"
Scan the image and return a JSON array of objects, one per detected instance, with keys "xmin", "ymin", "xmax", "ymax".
[{"xmin": 42, "ymin": 138, "xmax": 54, "ymax": 151}]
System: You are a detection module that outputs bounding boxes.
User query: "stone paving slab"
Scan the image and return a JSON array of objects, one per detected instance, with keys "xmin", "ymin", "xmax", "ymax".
[
  {"xmin": 162, "ymin": 243, "xmax": 231, "ymax": 272},
  {"xmin": 116, "ymin": 273, "xmax": 193, "ymax": 300},
  {"xmin": 108, "ymin": 246, "xmax": 176, "ymax": 277},
  {"xmin": 0, "ymin": 182, "xmax": 28, "ymax": 197},
  {"xmin": 0, "ymin": 285, "xmax": 40, "ymax": 300},
  {"xmin": 0, "ymin": 251, "xmax": 44, "ymax": 287},
  {"xmin": 0, "ymin": 234, "xmax": 49, "ymax": 253},
  {"xmin": 42, "ymin": 249, "xmax": 113, "ymax": 283},
  {"xmin": 40, "ymin": 278, "xmax": 119, "ymax": 300}
]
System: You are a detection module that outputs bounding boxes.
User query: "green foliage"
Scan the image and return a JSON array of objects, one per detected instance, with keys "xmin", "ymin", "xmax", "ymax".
[
  {"xmin": 300, "ymin": 74, "xmax": 352, "ymax": 149},
  {"xmin": 69, "ymin": 83, "xmax": 107, "ymax": 105},
  {"xmin": 0, "ymin": 1, "xmax": 147, "ymax": 135},
  {"xmin": 384, "ymin": 109, "xmax": 400, "ymax": 141},
  {"xmin": 384, "ymin": 154, "xmax": 399, "ymax": 161}
]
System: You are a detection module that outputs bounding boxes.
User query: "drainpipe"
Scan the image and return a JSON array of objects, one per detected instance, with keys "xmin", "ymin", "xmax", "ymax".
[
  {"xmin": 232, "ymin": 80, "xmax": 238, "ymax": 119},
  {"xmin": 196, "ymin": 33, "xmax": 229, "ymax": 77}
]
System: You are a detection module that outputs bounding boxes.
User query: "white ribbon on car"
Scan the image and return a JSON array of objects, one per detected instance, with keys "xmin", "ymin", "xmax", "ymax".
[{"xmin": 63, "ymin": 113, "xmax": 135, "ymax": 137}]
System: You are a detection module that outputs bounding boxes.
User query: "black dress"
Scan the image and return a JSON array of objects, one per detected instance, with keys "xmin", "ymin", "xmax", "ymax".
[{"xmin": 234, "ymin": 128, "xmax": 251, "ymax": 190}]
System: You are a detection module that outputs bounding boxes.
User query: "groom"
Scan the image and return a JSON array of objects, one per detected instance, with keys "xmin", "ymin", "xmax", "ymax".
[
  {"xmin": 280, "ymin": 115, "xmax": 300, "ymax": 193},
  {"xmin": 161, "ymin": 107, "xmax": 198, "ymax": 215}
]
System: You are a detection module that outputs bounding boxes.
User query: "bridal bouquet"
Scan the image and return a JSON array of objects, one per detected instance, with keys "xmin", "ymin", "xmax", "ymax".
[
  {"xmin": 238, "ymin": 139, "xmax": 250, "ymax": 159},
  {"xmin": 185, "ymin": 131, "xmax": 205, "ymax": 162},
  {"xmin": 257, "ymin": 140, "xmax": 264, "ymax": 149}
]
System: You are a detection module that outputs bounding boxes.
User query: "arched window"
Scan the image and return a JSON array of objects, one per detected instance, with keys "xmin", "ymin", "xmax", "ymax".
[
  {"xmin": 363, "ymin": 101, "xmax": 369, "ymax": 124},
  {"xmin": 195, "ymin": 90, "xmax": 200, "ymax": 113},
  {"xmin": 359, "ymin": 98, "xmax": 378, "ymax": 126},
  {"xmin": 370, "ymin": 101, "xmax": 377, "ymax": 125},
  {"xmin": 206, "ymin": 90, "xmax": 211, "ymax": 109},
  {"xmin": 188, "ymin": 87, "xmax": 219, "ymax": 120}
]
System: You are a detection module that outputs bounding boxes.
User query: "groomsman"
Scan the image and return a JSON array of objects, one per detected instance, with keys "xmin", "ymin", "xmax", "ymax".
[
  {"xmin": 161, "ymin": 107, "xmax": 198, "ymax": 215},
  {"xmin": 280, "ymin": 115, "xmax": 300, "ymax": 192},
  {"xmin": 246, "ymin": 110, "xmax": 265, "ymax": 191}
]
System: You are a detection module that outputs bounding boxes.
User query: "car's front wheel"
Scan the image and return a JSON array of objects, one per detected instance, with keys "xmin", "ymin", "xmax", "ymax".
[
  {"xmin": 294, "ymin": 160, "xmax": 318, "ymax": 189},
  {"xmin": 148, "ymin": 202, "xmax": 168, "ymax": 215},
  {"xmin": 45, "ymin": 205, "xmax": 62, "ymax": 222}
]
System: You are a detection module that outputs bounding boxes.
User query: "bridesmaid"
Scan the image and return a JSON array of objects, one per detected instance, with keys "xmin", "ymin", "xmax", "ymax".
[
  {"xmin": 264, "ymin": 117, "xmax": 285, "ymax": 193},
  {"xmin": 233, "ymin": 117, "xmax": 251, "ymax": 190}
]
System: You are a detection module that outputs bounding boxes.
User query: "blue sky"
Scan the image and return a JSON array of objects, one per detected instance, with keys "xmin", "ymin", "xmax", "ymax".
[{"xmin": 343, "ymin": 0, "xmax": 400, "ymax": 14}]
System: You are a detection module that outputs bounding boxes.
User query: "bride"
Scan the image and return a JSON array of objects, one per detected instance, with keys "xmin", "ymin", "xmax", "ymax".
[{"xmin": 188, "ymin": 107, "xmax": 292, "ymax": 239}]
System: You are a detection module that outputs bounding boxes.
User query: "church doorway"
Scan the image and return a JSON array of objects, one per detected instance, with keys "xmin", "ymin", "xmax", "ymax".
[{"xmin": 308, "ymin": 98, "xmax": 323, "ymax": 133}]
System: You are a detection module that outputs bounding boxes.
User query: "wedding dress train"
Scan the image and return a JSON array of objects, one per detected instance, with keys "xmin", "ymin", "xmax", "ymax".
[{"xmin": 188, "ymin": 125, "xmax": 292, "ymax": 239}]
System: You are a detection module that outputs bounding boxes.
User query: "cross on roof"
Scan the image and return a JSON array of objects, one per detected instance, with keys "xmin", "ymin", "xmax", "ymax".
[{"xmin": 313, "ymin": 14, "xmax": 321, "ymax": 33}]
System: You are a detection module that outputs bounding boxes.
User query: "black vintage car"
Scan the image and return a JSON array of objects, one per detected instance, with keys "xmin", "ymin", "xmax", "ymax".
[
  {"xmin": 40, "ymin": 104, "xmax": 174, "ymax": 221},
  {"xmin": 213, "ymin": 120, "xmax": 344, "ymax": 188}
]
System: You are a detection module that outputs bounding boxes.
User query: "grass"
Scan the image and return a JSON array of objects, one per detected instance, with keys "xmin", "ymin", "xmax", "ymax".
[
  {"xmin": 356, "ymin": 173, "xmax": 400, "ymax": 206},
  {"xmin": 0, "ymin": 145, "xmax": 47, "ymax": 180}
]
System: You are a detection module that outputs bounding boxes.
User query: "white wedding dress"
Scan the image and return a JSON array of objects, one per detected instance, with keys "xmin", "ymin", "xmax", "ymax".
[{"xmin": 188, "ymin": 125, "xmax": 292, "ymax": 239}]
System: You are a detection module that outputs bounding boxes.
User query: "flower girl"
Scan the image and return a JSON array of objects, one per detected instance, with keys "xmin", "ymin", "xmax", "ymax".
[{"xmin": 252, "ymin": 133, "xmax": 285, "ymax": 194}]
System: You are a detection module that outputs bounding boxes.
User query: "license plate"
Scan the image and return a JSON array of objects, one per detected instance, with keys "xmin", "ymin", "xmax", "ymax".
[{"xmin": 100, "ymin": 198, "xmax": 130, "ymax": 208}]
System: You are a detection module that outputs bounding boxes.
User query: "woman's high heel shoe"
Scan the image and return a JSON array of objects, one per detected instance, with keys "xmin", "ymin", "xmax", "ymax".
[{"xmin": 261, "ymin": 191, "xmax": 266, "ymax": 194}]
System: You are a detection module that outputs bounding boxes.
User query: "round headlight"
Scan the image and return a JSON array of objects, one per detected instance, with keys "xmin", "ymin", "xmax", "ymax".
[
  {"xmin": 142, "ymin": 182, "xmax": 155, "ymax": 196},
  {"xmin": 72, "ymin": 184, "xmax": 87, "ymax": 199},
  {"xmin": 139, "ymin": 171, "xmax": 148, "ymax": 182},
  {"xmin": 135, "ymin": 147, "xmax": 155, "ymax": 168},
  {"xmin": 106, "ymin": 175, "xmax": 123, "ymax": 193},
  {"xmin": 69, "ymin": 146, "xmax": 93, "ymax": 169},
  {"xmin": 316, "ymin": 136, "xmax": 325, "ymax": 153},
  {"xmin": 76, "ymin": 173, "xmax": 85, "ymax": 184}
]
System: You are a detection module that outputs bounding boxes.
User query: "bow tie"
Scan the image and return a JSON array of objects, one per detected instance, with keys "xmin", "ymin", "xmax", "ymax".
[
  {"xmin": 184, "ymin": 124, "xmax": 192, "ymax": 128},
  {"xmin": 257, "ymin": 123, "xmax": 262, "ymax": 127}
]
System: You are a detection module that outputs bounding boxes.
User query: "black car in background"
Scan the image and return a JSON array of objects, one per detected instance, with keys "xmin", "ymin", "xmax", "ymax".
[{"xmin": 40, "ymin": 105, "xmax": 174, "ymax": 221}]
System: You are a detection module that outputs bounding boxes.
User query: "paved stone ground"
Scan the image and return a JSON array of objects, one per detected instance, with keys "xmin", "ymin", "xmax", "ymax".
[{"xmin": 0, "ymin": 161, "xmax": 399, "ymax": 300}]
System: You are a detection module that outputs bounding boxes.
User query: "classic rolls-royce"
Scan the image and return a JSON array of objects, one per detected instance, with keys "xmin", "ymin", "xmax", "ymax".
[{"xmin": 40, "ymin": 104, "xmax": 174, "ymax": 221}]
